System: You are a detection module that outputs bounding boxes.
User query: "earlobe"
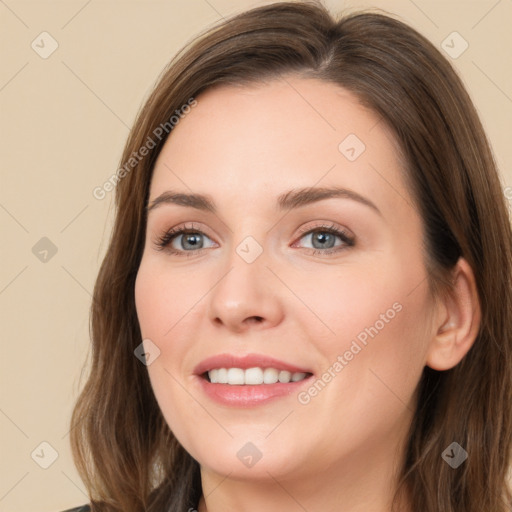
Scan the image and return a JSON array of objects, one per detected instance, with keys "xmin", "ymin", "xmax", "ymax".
[{"xmin": 426, "ymin": 258, "xmax": 481, "ymax": 371}]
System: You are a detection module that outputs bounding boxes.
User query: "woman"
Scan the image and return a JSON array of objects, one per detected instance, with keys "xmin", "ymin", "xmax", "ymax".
[{"xmin": 65, "ymin": 1, "xmax": 512, "ymax": 511}]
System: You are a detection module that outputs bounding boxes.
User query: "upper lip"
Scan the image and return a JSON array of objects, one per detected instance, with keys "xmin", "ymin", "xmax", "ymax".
[{"xmin": 194, "ymin": 353, "xmax": 313, "ymax": 376}]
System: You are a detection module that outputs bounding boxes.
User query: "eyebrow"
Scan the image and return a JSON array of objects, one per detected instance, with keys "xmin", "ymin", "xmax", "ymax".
[{"xmin": 146, "ymin": 186, "xmax": 382, "ymax": 217}]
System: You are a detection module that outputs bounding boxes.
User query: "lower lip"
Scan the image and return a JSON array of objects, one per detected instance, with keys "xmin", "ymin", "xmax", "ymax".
[{"xmin": 196, "ymin": 375, "xmax": 312, "ymax": 407}]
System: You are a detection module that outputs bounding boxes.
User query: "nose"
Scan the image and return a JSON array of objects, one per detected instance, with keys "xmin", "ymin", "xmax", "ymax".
[{"xmin": 207, "ymin": 249, "xmax": 285, "ymax": 334}]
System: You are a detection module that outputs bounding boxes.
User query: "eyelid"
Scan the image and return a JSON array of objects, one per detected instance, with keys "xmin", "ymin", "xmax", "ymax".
[
  {"xmin": 153, "ymin": 222, "xmax": 215, "ymax": 252},
  {"xmin": 295, "ymin": 221, "xmax": 353, "ymax": 238}
]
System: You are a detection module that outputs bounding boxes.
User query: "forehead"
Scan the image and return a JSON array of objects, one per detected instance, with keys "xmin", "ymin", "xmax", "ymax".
[{"xmin": 149, "ymin": 76, "xmax": 412, "ymax": 220}]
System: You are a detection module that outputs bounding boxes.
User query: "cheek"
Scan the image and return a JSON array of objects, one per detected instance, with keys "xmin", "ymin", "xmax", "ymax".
[
  {"xmin": 134, "ymin": 259, "xmax": 207, "ymax": 402},
  {"xmin": 135, "ymin": 259, "xmax": 159, "ymax": 333},
  {"xmin": 135, "ymin": 262, "xmax": 199, "ymax": 448},
  {"xmin": 289, "ymin": 257, "xmax": 428, "ymax": 352},
  {"xmin": 293, "ymin": 279, "xmax": 430, "ymax": 460},
  {"xmin": 134, "ymin": 258, "xmax": 200, "ymax": 339},
  {"xmin": 297, "ymin": 256, "xmax": 432, "ymax": 411}
]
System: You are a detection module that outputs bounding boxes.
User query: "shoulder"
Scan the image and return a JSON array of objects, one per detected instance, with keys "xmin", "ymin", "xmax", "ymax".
[{"xmin": 59, "ymin": 506, "xmax": 91, "ymax": 512}]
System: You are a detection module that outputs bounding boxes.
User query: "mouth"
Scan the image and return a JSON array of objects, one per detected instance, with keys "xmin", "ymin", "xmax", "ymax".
[{"xmin": 193, "ymin": 353, "xmax": 314, "ymax": 406}]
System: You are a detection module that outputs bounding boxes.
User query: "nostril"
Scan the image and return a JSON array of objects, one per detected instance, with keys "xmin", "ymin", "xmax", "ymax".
[{"xmin": 244, "ymin": 316, "xmax": 264, "ymax": 325}]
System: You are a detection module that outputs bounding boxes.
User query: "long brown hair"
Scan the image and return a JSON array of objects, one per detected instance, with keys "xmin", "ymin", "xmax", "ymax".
[{"xmin": 70, "ymin": 2, "xmax": 512, "ymax": 511}]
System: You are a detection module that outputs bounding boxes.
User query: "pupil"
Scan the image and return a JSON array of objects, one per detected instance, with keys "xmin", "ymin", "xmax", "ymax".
[
  {"xmin": 313, "ymin": 232, "xmax": 334, "ymax": 249},
  {"xmin": 183, "ymin": 233, "xmax": 202, "ymax": 250}
]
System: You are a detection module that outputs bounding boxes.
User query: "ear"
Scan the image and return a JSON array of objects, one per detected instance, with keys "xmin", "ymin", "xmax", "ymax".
[{"xmin": 426, "ymin": 258, "xmax": 481, "ymax": 371}]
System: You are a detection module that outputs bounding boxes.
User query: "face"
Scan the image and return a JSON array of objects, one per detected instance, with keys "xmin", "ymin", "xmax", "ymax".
[{"xmin": 135, "ymin": 76, "xmax": 438, "ymax": 484}]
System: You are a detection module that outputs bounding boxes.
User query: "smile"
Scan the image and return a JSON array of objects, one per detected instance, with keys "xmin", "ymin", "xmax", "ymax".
[{"xmin": 194, "ymin": 353, "xmax": 314, "ymax": 406}]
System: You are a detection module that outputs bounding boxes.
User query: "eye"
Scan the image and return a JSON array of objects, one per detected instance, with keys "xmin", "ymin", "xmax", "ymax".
[
  {"xmin": 154, "ymin": 223, "xmax": 216, "ymax": 257},
  {"xmin": 154, "ymin": 222, "xmax": 355, "ymax": 257},
  {"xmin": 293, "ymin": 223, "xmax": 355, "ymax": 256}
]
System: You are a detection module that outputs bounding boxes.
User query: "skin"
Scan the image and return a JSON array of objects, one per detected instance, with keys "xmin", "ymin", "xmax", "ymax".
[{"xmin": 134, "ymin": 76, "xmax": 481, "ymax": 512}]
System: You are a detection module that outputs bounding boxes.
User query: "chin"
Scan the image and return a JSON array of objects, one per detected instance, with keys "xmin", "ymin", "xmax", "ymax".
[{"xmin": 185, "ymin": 432, "xmax": 311, "ymax": 481}]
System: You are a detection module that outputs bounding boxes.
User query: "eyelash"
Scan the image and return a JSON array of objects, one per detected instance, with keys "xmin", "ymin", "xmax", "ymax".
[{"xmin": 154, "ymin": 222, "xmax": 355, "ymax": 258}]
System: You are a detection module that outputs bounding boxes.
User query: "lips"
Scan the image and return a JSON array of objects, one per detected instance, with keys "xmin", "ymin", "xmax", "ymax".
[{"xmin": 193, "ymin": 353, "xmax": 314, "ymax": 407}]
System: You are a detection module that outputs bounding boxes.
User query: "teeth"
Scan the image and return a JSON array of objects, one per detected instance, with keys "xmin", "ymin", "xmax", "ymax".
[
  {"xmin": 263, "ymin": 368, "xmax": 279, "ymax": 384},
  {"xmin": 227, "ymin": 368, "xmax": 244, "ymax": 385},
  {"xmin": 217, "ymin": 368, "xmax": 228, "ymax": 384},
  {"xmin": 207, "ymin": 367, "xmax": 309, "ymax": 385},
  {"xmin": 278, "ymin": 370, "xmax": 291, "ymax": 383},
  {"xmin": 245, "ymin": 367, "xmax": 264, "ymax": 385}
]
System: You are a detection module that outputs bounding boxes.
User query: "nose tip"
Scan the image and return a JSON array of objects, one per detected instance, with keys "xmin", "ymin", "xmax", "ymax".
[{"xmin": 207, "ymin": 255, "xmax": 285, "ymax": 333}]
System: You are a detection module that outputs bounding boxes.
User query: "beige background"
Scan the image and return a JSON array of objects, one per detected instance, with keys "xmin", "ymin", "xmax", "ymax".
[{"xmin": 1, "ymin": 1, "xmax": 511, "ymax": 511}]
